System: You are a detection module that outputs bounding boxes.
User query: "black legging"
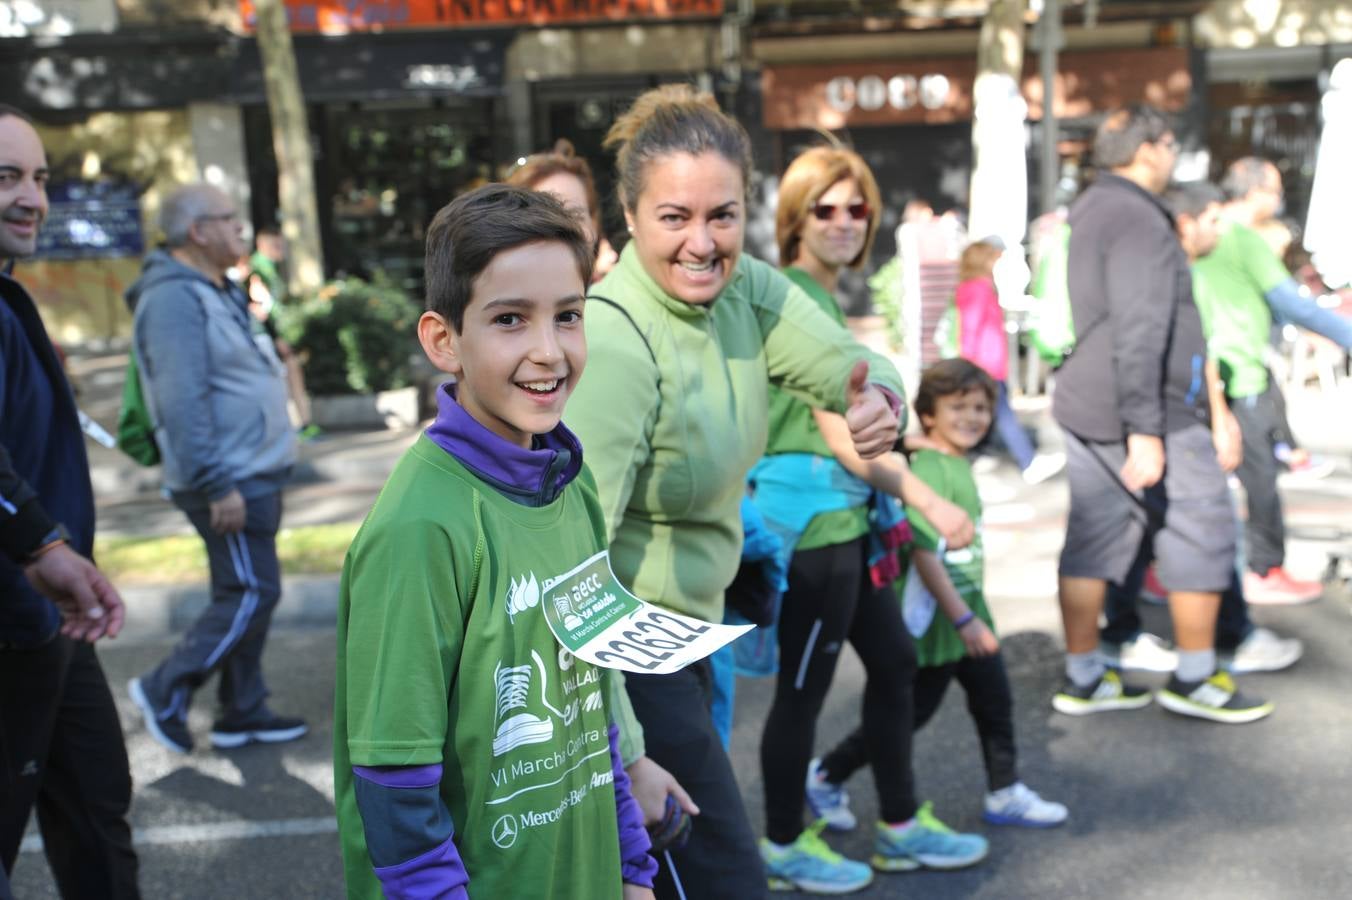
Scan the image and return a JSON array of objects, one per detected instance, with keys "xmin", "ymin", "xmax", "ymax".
[
  {"xmin": 760, "ymin": 537, "xmax": 918, "ymax": 844},
  {"xmin": 821, "ymin": 653, "xmax": 1019, "ymax": 793}
]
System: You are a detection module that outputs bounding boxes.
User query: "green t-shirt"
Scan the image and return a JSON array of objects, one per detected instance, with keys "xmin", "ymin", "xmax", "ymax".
[
  {"xmin": 334, "ymin": 436, "xmax": 623, "ymax": 899},
  {"xmin": 901, "ymin": 449, "xmax": 993, "ymax": 668},
  {"xmin": 249, "ymin": 250, "xmax": 285, "ymax": 303},
  {"xmin": 764, "ymin": 267, "xmax": 870, "ymax": 551},
  {"xmin": 1190, "ymin": 221, "xmax": 1289, "ymax": 398}
]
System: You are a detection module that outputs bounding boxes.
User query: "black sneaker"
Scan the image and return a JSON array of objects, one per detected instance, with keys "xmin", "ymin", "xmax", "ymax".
[
  {"xmin": 1156, "ymin": 671, "xmax": 1274, "ymax": 724},
  {"xmin": 210, "ymin": 709, "xmax": 309, "ymax": 749},
  {"xmin": 1051, "ymin": 670, "xmax": 1153, "ymax": 716},
  {"xmin": 128, "ymin": 677, "xmax": 193, "ymax": 754}
]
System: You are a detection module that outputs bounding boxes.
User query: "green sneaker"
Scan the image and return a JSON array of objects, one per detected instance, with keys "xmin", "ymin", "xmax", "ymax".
[
  {"xmin": 1156, "ymin": 671, "xmax": 1274, "ymax": 724},
  {"xmin": 297, "ymin": 423, "xmax": 324, "ymax": 442},
  {"xmin": 760, "ymin": 819, "xmax": 873, "ymax": 894},
  {"xmin": 1052, "ymin": 669, "xmax": 1153, "ymax": 716},
  {"xmin": 872, "ymin": 802, "xmax": 988, "ymax": 871}
]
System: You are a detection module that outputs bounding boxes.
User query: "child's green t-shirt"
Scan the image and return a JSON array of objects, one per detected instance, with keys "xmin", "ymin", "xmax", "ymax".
[
  {"xmin": 900, "ymin": 448, "xmax": 993, "ymax": 668},
  {"xmin": 334, "ymin": 435, "xmax": 623, "ymax": 899}
]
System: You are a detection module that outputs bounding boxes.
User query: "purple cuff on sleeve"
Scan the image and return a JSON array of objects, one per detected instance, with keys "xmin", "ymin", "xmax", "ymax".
[
  {"xmin": 873, "ymin": 384, "xmax": 904, "ymax": 417},
  {"xmin": 372, "ymin": 833, "xmax": 469, "ymax": 900},
  {"xmin": 353, "ymin": 764, "xmax": 443, "ymax": 789},
  {"xmin": 609, "ymin": 723, "xmax": 658, "ymax": 888}
]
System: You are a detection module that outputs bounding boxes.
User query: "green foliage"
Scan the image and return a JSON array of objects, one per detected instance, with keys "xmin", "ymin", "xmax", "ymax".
[
  {"xmin": 867, "ymin": 256, "xmax": 904, "ymax": 350},
  {"xmin": 277, "ymin": 277, "xmax": 421, "ymax": 395}
]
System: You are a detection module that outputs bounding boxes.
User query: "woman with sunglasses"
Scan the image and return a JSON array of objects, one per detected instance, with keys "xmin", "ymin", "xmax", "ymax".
[
  {"xmin": 753, "ymin": 146, "xmax": 987, "ymax": 895},
  {"xmin": 564, "ymin": 85, "xmax": 906, "ymax": 900}
]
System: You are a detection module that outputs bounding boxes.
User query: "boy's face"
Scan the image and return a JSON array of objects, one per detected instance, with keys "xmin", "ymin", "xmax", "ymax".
[
  {"xmin": 920, "ymin": 388, "xmax": 993, "ymax": 456},
  {"xmin": 431, "ymin": 241, "xmax": 587, "ymax": 449}
]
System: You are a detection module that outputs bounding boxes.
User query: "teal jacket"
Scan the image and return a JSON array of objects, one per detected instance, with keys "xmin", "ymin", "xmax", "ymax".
[{"xmin": 565, "ymin": 244, "xmax": 906, "ymax": 624}]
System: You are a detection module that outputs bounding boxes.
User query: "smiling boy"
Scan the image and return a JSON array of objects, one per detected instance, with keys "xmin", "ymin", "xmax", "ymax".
[{"xmin": 333, "ymin": 185, "xmax": 656, "ymax": 899}]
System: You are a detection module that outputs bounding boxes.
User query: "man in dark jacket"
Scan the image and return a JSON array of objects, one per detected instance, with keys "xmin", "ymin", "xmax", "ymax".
[
  {"xmin": 0, "ymin": 104, "xmax": 139, "ymax": 898},
  {"xmin": 1050, "ymin": 105, "xmax": 1271, "ymax": 725},
  {"xmin": 126, "ymin": 184, "xmax": 305, "ymax": 756}
]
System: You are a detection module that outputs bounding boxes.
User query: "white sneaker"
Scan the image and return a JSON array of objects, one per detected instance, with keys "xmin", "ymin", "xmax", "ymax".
[
  {"xmin": 1022, "ymin": 452, "xmax": 1066, "ymax": 485},
  {"xmin": 1100, "ymin": 632, "xmax": 1178, "ymax": 673},
  {"xmin": 1221, "ymin": 627, "xmax": 1303, "ymax": 674},
  {"xmin": 983, "ymin": 782, "xmax": 1068, "ymax": 828},
  {"xmin": 804, "ymin": 758, "xmax": 856, "ymax": 832},
  {"xmin": 971, "ymin": 454, "xmax": 1000, "ymax": 475}
]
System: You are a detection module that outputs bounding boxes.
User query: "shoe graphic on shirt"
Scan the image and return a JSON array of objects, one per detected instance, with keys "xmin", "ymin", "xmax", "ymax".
[{"xmin": 492, "ymin": 662, "xmax": 554, "ymax": 756}]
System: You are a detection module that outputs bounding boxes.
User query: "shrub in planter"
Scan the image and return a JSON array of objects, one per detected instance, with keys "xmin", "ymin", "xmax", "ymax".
[{"xmin": 277, "ymin": 277, "xmax": 421, "ymax": 395}]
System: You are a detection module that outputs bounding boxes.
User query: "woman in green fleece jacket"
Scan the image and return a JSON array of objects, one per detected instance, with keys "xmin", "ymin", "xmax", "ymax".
[{"xmin": 564, "ymin": 84, "xmax": 906, "ymax": 900}]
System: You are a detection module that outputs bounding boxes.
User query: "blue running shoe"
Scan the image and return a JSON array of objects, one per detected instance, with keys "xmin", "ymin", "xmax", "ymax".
[
  {"xmin": 760, "ymin": 819, "xmax": 873, "ymax": 894},
  {"xmin": 983, "ymin": 781, "xmax": 1068, "ymax": 828},
  {"xmin": 805, "ymin": 757, "xmax": 856, "ymax": 831},
  {"xmin": 872, "ymin": 802, "xmax": 988, "ymax": 871}
]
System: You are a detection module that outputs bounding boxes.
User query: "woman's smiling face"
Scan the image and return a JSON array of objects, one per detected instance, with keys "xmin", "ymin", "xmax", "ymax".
[{"xmin": 624, "ymin": 151, "xmax": 744, "ymax": 306}]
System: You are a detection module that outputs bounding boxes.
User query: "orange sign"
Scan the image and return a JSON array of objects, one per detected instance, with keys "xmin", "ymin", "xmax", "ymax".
[
  {"xmin": 239, "ymin": 0, "xmax": 724, "ymax": 33},
  {"xmin": 763, "ymin": 47, "xmax": 1190, "ymax": 130}
]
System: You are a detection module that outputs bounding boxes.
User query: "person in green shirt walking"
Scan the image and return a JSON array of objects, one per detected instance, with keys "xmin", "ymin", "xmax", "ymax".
[
  {"xmin": 565, "ymin": 85, "xmax": 906, "ymax": 900},
  {"xmin": 820, "ymin": 359, "xmax": 1068, "ymax": 833},
  {"xmin": 752, "ymin": 145, "xmax": 986, "ymax": 895},
  {"xmin": 1193, "ymin": 157, "xmax": 1352, "ymax": 605},
  {"xmin": 334, "ymin": 186, "xmax": 663, "ymax": 900}
]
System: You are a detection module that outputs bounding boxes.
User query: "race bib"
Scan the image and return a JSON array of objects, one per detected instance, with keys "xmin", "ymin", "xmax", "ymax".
[
  {"xmin": 901, "ymin": 539, "xmax": 946, "ymax": 638},
  {"xmin": 541, "ymin": 551, "xmax": 753, "ymax": 674}
]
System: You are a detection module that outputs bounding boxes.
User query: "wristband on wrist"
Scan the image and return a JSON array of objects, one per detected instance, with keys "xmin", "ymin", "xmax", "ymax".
[
  {"xmin": 25, "ymin": 524, "xmax": 71, "ymax": 563},
  {"xmin": 953, "ymin": 611, "xmax": 975, "ymax": 630}
]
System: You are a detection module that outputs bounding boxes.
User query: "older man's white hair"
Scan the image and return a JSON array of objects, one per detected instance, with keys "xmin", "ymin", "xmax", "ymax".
[{"xmin": 160, "ymin": 184, "xmax": 231, "ymax": 248}]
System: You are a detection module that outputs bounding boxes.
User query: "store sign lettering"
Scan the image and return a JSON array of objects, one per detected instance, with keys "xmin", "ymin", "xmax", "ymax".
[
  {"xmin": 405, "ymin": 64, "xmax": 479, "ymax": 90},
  {"xmin": 239, "ymin": 0, "xmax": 724, "ymax": 33},
  {"xmin": 825, "ymin": 74, "xmax": 953, "ymax": 114}
]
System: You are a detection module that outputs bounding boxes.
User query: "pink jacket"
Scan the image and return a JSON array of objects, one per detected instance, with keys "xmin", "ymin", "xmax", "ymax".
[{"xmin": 955, "ymin": 276, "xmax": 1008, "ymax": 382}]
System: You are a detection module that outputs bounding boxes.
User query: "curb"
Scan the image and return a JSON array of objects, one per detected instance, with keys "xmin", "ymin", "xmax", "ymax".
[{"xmin": 118, "ymin": 575, "xmax": 340, "ymax": 643}]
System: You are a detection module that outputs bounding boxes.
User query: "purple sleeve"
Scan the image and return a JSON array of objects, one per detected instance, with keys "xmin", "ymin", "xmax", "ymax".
[
  {"xmin": 352, "ymin": 764, "xmax": 469, "ymax": 899},
  {"xmin": 608, "ymin": 723, "xmax": 658, "ymax": 887}
]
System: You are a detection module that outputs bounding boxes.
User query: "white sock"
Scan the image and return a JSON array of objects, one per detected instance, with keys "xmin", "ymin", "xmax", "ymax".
[
  {"xmin": 1066, "ymin": 651, "xmax": 1105, "ymax": 688},
  {"xmin": 1175, "ymin": 649, "xmax": 1216, "ymax": 683}
]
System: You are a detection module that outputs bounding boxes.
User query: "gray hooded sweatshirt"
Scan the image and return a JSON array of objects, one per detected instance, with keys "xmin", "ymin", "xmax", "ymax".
[{"xmin": 127, "ymin": 250, "xmax": 296, "ymax": 503}]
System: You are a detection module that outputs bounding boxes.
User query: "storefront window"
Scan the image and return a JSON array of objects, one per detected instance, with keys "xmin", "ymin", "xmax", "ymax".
[
  {"xmin": 324, "ymin": 103, "xmax": 495, "ymax": 290},
  {"xmin": 244, "ymin": 99, "xmax": 497, "ymax": 293}
]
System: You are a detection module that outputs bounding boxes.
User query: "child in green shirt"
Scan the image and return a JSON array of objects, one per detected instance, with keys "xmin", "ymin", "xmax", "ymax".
[
  {"xmin": 819, "ymin": 359, "xmax": 1068, "ymax": 829},
  {"xmin": 333, "ymin": 185, "xmax": 658, "ymax": 899}
]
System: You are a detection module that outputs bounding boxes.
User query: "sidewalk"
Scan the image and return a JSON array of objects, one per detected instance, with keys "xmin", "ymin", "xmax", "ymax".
[
  {"xmin": 71, "ymin": 348, "xmax": 1352, "ymax": 642},
  {"xmin": 70, "ymin": 349, "xmax": 424, "ymax": 640}
]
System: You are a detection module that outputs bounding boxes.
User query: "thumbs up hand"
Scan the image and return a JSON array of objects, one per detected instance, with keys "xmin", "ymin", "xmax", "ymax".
[{"xmin": 843, "ymin": 361, "xmax": 900, "ymax": 459}]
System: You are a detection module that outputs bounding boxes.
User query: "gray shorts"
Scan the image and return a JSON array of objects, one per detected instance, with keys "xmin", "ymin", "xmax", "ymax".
[{"xmin": 1058, "ymin": 424, "xmax": 1235, "ymax": 593}]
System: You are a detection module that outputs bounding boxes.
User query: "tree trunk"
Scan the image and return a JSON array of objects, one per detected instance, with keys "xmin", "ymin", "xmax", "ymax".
[
  {"xmin": 253, "ymin": 0, "xmax": 324, "ymax": 296},
  {"xmin": 968, "ymin": 0, "xmax": 1028, "ymax": 249}
]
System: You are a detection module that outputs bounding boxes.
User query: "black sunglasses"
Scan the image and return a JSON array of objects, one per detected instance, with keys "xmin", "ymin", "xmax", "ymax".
[{"xmin": 812, "ymin": 202, "xmax": 870, "ymax": 222}]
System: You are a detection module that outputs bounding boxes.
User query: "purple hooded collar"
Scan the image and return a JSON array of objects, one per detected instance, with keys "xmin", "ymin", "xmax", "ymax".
[{"xmin": 424, "ymin": 382, "xmax": 583, "ymax": 507}]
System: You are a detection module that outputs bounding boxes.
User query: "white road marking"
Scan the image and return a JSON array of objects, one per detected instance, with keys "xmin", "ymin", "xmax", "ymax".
[{"xmin": 21, "ymin": 816, "xmax": 337, "ymax": 854}]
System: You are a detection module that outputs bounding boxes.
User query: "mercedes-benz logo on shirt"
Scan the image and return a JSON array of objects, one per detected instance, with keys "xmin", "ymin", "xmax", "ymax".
[{"xmin": 492, "ymin": 814, "xmax": 518, "ymax": 849}]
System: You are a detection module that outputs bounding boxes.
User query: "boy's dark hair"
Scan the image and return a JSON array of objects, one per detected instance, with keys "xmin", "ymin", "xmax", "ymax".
[
  {"xmin": 425, "ymin": 184, "xmax": 595, "ymax": 331},
  {"xmin": 1165, "ymin": 181, "xmax": 1223, "ymax": 220},
  {"xmin": 1092, "ymin": 104, "xmax": 1173, "ymax": 170},
  {"xmin": 914, "ymin": 358, "xmax": 997, "ymax": 428}
]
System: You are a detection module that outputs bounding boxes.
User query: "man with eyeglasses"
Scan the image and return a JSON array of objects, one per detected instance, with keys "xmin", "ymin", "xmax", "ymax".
[
  {"xmin": 1193, "ymin": 157, "xmax": 1352, "ymax": 605},
  {"xmin": 124, "ymin": 184, "xmax": 305, "ymax": 755},
  {"xmin": 1050, "ymin": 105, "xmax": 1272, "ymax": 725}
]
